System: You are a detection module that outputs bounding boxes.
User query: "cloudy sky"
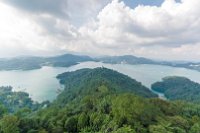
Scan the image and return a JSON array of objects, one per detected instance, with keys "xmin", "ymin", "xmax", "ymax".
[{"xmin": 0, "ymin": 0, "xmax": 199, "ymax": 61}]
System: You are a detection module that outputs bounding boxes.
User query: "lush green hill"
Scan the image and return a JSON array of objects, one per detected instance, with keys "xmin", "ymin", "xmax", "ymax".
[
  {"xmin": 56, "ymin": 68, "xmax": 157, "ymax": 105},
  {"xmin": 152, "ymin": 76, "xmax": 200, "ymax": 102},
  {"xmin": 45, "ymin": 54, "xmax": 93, "ymax": 67}
]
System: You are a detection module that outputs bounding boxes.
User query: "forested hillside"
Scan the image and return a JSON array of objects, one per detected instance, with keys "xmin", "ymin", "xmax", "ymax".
[
  {"xmin": 56, "ymin": 68, "xmax": 157, "ymax": 105},
  {"xmin": 0, "ymin": 69, "xmax": 200, "ymax": 132},
  {"xmin": 152, "ymin": 76, "xmax": 200, "ymax": 102}
]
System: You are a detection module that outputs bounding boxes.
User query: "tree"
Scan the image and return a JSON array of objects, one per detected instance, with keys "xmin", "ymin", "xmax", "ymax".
[
  {"xmin": 64, "ymin": 117, "xmax": 77, "ymax": 132},
  {"xmin": 189, "ymin": 123, "xmax": 200, "ymax": 133},
  {"xmin": 0, "ymin": 115, "xmax": 19, "ymax": 133},
  {"xmin": 114, "ymin": 125, "xmax": 136, "ymax": 133},
  {"xmin": 0, "ymin": 105, "xmax": 7, "ymax": 118},
  {"xmin": 149, "ymin": 125, "xmax": 172, "ymax": 133},
  {"xmin": 112, "ymin": 94, "xmax": 157, "ymax": 126},
  {"xmin": 77, "ymin": 113, "xmax": 89, "ymax": 130},
  {"xmin": 38, "ymin": 129, "xmax": 48, "ymax": 133}
]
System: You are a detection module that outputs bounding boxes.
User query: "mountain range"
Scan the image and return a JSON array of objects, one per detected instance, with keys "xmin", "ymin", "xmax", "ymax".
[
  {"xmin": 98, "ymin": 55, "xmax": 200, "ymax": 71},
  {"xmin": 0, "ymin": 53, "xmax": 200, "ymax": 72},
  {"xmin": 0, "ymin": 54, "xmax": 93, "ymax": 70}
]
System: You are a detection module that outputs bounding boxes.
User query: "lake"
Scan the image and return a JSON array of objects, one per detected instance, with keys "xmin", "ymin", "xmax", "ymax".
[{"xmin": 1, "ymin": 61, "xmax": 200, "ymax": 102}]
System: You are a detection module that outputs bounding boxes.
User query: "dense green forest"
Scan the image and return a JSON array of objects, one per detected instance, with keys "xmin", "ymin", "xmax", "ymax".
[
  {"xmin": 0, "ymin": 86, "xmax": 49, "ymax": 113},
  {"xmin": 1, "ymin": 68, "xmax": 200, "ymax": 132},
  {"xmin": 56, "ymin": 68, "xmax": 157, "ymax": 105},
  {"xmin": 152, "ymin": 76, "xmax": 200, "ymax": 103}
]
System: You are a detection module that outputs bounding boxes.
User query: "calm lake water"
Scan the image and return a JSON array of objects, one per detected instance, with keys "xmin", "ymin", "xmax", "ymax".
[{"xmin": 1, "ymin": 61, "xmax": 200, "ymax": 102}]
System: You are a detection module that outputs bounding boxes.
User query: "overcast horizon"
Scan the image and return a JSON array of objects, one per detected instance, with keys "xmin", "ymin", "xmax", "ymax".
[{"xmin": 0, "ymin": 0, "xmax": 200, "ymax": 61}]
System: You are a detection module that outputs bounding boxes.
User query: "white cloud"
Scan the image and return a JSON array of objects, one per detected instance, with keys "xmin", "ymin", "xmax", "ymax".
[
  {"xmin": 77, "ymin": 0, "xmax": 200, "ymax": 60},
  {"xmin": 0, "ymin": 2, "xmax": 79, "ymax": 57},
  {"xmin": 83, "ymin": 0, "xmax": 200, "ymax": 45},
  {"xmin": 0, "ymin": 0, "xmax": 200, "ymax": 61}
]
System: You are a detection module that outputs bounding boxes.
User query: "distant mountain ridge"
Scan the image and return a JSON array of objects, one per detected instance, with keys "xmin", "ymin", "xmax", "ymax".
[
  {"xmin": 97, "ymin": 55, "xmax": 200, "ymax": 72},
  {"xmin": 98, "ymin": 55, "xmax": 155, "ymax": 64},
  {"xmin": 0, "ymin": 54, "xmax": 93, "ymax": 70},
  {"xmin": 0, "ymin": 53, "xmax": 200, "ymax": 71}
]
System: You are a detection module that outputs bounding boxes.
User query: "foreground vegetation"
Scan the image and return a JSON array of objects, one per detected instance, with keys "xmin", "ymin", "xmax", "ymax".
[
  {"xmin": 0, "ymin": 68, "xmax": 200, "ymax": 132},
  {"xmin": 0, "ymin": 86, "xmax": 48, "ymax": 113}
]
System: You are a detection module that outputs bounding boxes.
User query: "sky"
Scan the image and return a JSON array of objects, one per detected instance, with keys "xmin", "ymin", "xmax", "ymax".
[{"xmin": 0, "ymin": 0, "xmax": 199, "ymax": 61}]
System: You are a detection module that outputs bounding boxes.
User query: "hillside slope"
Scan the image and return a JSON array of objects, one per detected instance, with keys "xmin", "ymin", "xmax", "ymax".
[
  {"xmin": 56, "ymin": 67, "xmax": 157, "ymax": 105},
  {"xmin": 152, "ymin": 76, "xmax": 200, "ymax": 102}
]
